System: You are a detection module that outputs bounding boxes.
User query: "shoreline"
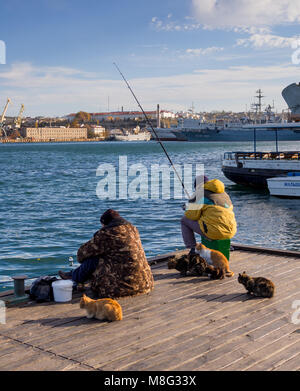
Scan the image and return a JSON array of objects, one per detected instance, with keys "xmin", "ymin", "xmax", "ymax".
[{"xmin": 0, "ymin": 138, "xmax": 108, "ymax": 144}]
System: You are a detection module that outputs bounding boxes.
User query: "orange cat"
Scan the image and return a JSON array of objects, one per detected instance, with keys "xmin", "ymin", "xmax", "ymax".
[
  {"xmin": 79, "ymin": 294, "xmax": 122, "ymax": 321},
  {"xmin": 195, "ymin": 243, "xmax": 234, "ymax": 279}
]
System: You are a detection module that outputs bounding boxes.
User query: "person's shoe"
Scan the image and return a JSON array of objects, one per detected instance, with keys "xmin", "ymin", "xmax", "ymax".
[{"xmin": 58, "ymin": 270, "xmax": 72, "ymax": 280}]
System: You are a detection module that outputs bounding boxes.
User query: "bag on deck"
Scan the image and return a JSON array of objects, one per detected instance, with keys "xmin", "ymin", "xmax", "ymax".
[{"xmin": 29, "ymin": 276, "xmax": 58, "ymax": 302}]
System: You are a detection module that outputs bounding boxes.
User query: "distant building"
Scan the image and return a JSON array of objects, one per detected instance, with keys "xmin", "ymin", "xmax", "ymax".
[
  {"xmin": 90, "ymin": 125, "xmax": 106, "ymax": 138},
  {"xmin": 64, "ymin": 110, "xmax": 175, "ymax": 122},
  {"xmin": 22, "ymin": 127, "xmax": 87, "ymax": 141}
]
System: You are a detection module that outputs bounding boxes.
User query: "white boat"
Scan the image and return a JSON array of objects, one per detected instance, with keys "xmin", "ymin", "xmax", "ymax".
[
  {"xmin": 267, "ymin": 173, "xmax": 300, "ymax": 197},
  {"xmin": 113, "ymin": 131, "xmax": 151, "ymax": 141},
  {"xmin": 222, "ymin": 151, "xmax": 300, "ymax": 188}
]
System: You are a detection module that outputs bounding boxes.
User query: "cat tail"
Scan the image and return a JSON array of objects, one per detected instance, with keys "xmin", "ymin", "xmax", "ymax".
[
  {"xmin": 225, "ymin": 269, "xmax": 234, "ymax": 277},
  {"xmin": 266, "ymin": 285, "xmax": 275, "ymax": 298}
]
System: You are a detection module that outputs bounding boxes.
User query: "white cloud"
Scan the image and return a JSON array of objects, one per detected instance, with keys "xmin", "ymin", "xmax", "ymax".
[
  {"xmin": 237, "ymin": 33, "xmax": 300, "ymax": 48},
  {"xmin": 185, "ymin": 47, "xmax": 224, "ymax": 56},
  {"xmin": 150, "ymin": 16, "xmax": 202, "ymax": 32},
  {"xmin": 0, "ymin": 62, "xmax": 299, "ymax": 116},
  {"xmin": 192, "ymin": 0, "xmax": 300, "ymax": 29}
]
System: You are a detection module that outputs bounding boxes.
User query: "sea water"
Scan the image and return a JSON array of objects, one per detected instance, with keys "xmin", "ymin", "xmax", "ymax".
[{"xmin": 0, "ymin": 140, "xmax": 299, "ymax": 291}]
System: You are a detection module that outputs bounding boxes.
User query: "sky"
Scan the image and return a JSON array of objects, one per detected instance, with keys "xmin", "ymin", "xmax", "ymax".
[{"xmin": 0, "ymin": 0, "xmax": 300, "ymax": 117}]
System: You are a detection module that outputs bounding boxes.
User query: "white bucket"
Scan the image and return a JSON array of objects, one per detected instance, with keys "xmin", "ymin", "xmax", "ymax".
[{"xmin": 52, "ymin": 280, "xmax": 73, "ymax": 302}]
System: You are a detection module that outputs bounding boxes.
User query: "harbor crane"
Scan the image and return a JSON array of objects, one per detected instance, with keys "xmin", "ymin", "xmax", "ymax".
[
  {"xmin": 0, "ymin": 98, "xmax": 11, "ymax": 138},
  {"xmin": 14, "ymin": 104, "xmax": 25, "ymax": 129}
]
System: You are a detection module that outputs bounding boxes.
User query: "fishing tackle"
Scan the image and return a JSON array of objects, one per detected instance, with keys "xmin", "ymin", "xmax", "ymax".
[{"xmin": 113, "ymin": 63, "xmax": 191, "ymax": 200}]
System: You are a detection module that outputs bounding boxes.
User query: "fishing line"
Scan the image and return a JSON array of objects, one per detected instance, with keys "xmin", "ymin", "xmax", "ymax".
[{"xmin": 113, "ymin": 62, "xmax": 191, "ymax": 199}]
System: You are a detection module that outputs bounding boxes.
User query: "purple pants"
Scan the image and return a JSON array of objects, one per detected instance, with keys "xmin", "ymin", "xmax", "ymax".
[{"xmin": 181, "ymin": 216, "xmax": 207, "ymax": 248}]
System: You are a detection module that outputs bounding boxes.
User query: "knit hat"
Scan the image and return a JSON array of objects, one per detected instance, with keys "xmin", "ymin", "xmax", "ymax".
[
  {"xmin": 100, "ymin": 209, "xmax": 121, "ymax": 225},
  {"xmin": 194, "ymin": 175, "xmax": 209, "ymax": 189}
]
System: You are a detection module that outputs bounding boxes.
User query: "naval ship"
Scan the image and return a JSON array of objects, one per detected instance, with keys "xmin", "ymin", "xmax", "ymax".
[
  {"xmin": 221, "ymin": 84, "xmax": 300, "ymax": 188},
  {"xmin": 152, "ymin": 88, "xmax": 300, "ymax": 142}
]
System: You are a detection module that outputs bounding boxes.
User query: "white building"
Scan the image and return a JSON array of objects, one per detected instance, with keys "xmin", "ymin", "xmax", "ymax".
[
  {"xmin": 90, "ymin": 126, "xmax": 106, "ymax": 138},
  {"xmin": 23, "ymin": 127, "xmax": 87, "ymax": 141}
]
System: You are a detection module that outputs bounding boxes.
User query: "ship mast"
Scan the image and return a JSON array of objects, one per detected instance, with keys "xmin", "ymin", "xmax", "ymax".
[
  {"xmin": 255, "ymin": 89, "xmax": 264, "ymax": 114},
  {"xmin": 251, "ymin": 89, "xmax": 265, "ymax": 123}
]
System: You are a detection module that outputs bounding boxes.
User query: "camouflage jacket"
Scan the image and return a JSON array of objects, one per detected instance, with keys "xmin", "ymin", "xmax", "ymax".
[{"xmin": 77, "ymin": 218, "xmax": 154, "ymax": 298}]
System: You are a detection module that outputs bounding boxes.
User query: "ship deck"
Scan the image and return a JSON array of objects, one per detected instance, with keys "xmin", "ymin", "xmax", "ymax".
[{"xmin": 0, "ymin": 245, "xmax": 300, "ymax": 371}]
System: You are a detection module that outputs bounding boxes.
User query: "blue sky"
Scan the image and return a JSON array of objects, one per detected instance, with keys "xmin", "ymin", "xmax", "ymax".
[{"xmin": 0, "ymin": 0, "xmax": 300, "ymax": 116}]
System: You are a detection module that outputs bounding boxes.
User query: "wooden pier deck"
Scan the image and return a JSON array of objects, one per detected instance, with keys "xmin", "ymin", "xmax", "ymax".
[{"xmin": 0, "ymin": 245, "xmax": 300, "ymax": 371}]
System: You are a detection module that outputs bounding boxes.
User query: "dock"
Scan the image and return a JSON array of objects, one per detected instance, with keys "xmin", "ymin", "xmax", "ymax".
[{"xmin": 0, "ymin": 244, "xmax": 300, "ymax": 371}]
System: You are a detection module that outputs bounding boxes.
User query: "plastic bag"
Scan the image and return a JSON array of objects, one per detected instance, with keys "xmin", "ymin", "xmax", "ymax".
[{"xmin": 29, "ymin": 276, "xmax": 58, "ymax": 303}]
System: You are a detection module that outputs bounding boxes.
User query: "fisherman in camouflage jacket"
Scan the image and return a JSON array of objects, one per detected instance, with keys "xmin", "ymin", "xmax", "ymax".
[{"xmin": 59, "ymin": 209, "xmax": 154, "ymax": 298}]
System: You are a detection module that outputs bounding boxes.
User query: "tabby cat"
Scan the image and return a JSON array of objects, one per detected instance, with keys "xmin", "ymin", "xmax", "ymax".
[
  {"xmin": 79, "ymin": 294, "xmax": 123, "ymax": 321},
  {"xmin": 188, "ymin": 254, "xmax": 210, "ymax": 276},
  {"xmin": 238, "ymin": 272, "xmax": 275, "ymax": 298},
  {"xmin": 168, "ymin": 253, "xmax": 218, "ymax": 278},
  {"xmin": 167, "ymin": 254, "xmax": 190, "ymax": 276}
]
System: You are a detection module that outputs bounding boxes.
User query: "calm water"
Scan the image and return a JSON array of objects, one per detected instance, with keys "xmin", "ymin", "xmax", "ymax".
[{"xmin": 1, "ymin": 140, "xmax": 300, "ymax": 290}]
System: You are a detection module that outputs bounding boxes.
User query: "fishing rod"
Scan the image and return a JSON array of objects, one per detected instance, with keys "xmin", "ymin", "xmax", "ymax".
[{"xmin": 113, "ymin": 63, "xmax": 191, "ymax": 199}]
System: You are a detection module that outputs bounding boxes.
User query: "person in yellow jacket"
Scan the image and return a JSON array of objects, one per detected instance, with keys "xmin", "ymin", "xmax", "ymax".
[{"xmin": 181, "ymin": 175, "xmax": 237, "ymax": 255}]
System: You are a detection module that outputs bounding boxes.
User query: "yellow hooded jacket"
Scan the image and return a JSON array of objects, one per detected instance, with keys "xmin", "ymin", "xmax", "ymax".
[{"xmin": 184, "ymin": 179, "xmax": 237, "ymax": 240}]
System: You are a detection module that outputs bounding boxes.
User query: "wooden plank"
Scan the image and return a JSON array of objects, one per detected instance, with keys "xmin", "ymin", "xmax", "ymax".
[
  {"xmin": 117, "ymin": 270, "xmax": 300, "ymax": 370},
  {"xmin": 193, "ymin": 320, "xmax": 296, "ymax": 371},
  {"xmin": 15, "ymin": 253, "xmax": 277, "ymax": 350},
  {"xmin": 0, "ymin": 250, "xmax": 265, "ymax": 312},
  {"xmin": 0, "ymin": 334, "xmax": 96, "ymax": 371},
  {"xmin": 49, "ymin": 289, "xmax": 252, "ymax": 359},
  {"xmin": 226, "ymin": 334, "xmax": 300, "ymax": 371},
  {"xmin": 273, "ymin": 352, "xmax": 300, "ymax": 371},
  {"xmin": 232, "ymin": 243, "xmax": 300, "ymax": 258},
  {"xmin": 0, "ymin": 342, "xmax": 95, "ymax": 371},
  {"xmin": 111, "ymin": 290, "xmax": 299, "ymax": 371},
  {"xmin": 2, "ymin": 276, "xmax": 248, "ymax": 364},
  {"xmin": 0, "ymin": 248, "xmax": 299, "ymax": 371},
  {"xmin": 1, "ymin": 254, "xmax": 296, "ymax": 356},
  {"xmin": 217, "ymin": 330, "xmax": 299, "ymax": 370},
  {"xmin": 86, "ymin": 276, "xmax": 300, "ymax": 370},
  {"xmin": 116, "ymin": 316, "xmax": 288, "ymax": 371},
  {"xmin": 176, "ymin": 278, "xmax": 300, "ymax": 372},
  {"xmin": 243, "ymin": 340, "xmax": 300, "ymax": 371},
  {"xmin": 197, "ymin": 323, "xmax": 295, "ymax": 371},
  {"xmin": 0, "ymin": 249, "xmax": 262, "ymax": 306}
]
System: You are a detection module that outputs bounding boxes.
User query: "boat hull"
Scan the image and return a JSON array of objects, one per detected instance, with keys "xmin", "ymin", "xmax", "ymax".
[
  {"xmin": 150, "ymin": 128, "xmax": 187, "ymax": 141},
  {"xmin": 222, "ymin": 166, "xmax": 296, "ymax": 188},
  {"xmin": 177, "ymin": 128, "xmax": 300, "ymax": 142},
  {"xmin": 113, "ymin": 132, "xmax": 151, "ymax": 141},
  {"xmin": 222, "ymin": 151, "xmax": 300, "ymax": 188},
  {"xmin": 267, "ymin": 176, "xmax": 300, "ymax": 197}
]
